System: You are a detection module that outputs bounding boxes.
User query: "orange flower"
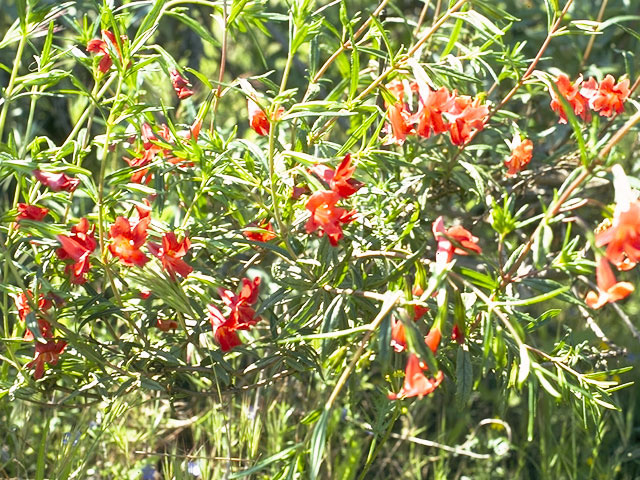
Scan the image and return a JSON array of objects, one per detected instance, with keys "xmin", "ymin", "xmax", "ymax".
[
  {"xmin": 14, "ymin": 291, "xmax": 52, "ymax": 340},
  {"xmin": 33, "ymin": 170, "xmax": 79, "ymax": 192},
  {"xmin": 147, "ymin": 232, "xmax": 193, "ymax": 279},
  {"xmin": 309, "ymin": 154, "xmax": 363, "ymax": 199},
  {"xmin": 108, "ymin": 216, "xmax": 150, "ymax": 267},
  {"xmin": 169, "ymin": 69, "xmax": 194, "ymax": 99},
  {"xmin": 384, "ymin": 81, "xmax": 415, "ymax": 145},
  {"xmin": 505, "ymin": 137, "xmax": 533, "ymax": 176},
  {"xmin": 549, "ymin": 73, "xmax": 590, "ymax": 124},
  {"xmin": 56, "ymin": 218, "xmax": 97, "ymax": 284},
  {"xmin": 208, "ymin": 277, "xmax": 262, "ymax": 351},
  {"xmin": 432, "ymin": 216, "xmax": 482, "ymax": 266},
  {"xmin": 16, "ymin": 203, "xmax": 48, "ymax": 224},
  {"xmin": 247, "ymin": 98, "xmax": 284, "ymax": 136},
  {"xmin": 412, "ymin": 86, "xmax": 454, "ymax": 138},
  {"xmin": 587, "ymin": 74, "xmax": 630, "ymax": 118},
  {"xmin": 243, "ymin": 219, "xmax": 277, "ymax": 243},
  {"xmin": 446, "ymin": 95, "xmax": 488, "ymax": 146},
  {"xmin": 585, "ymin": 257, "xmax": 634, "ymax": 309},
  {"xmin": 305, "ymin": 191, "xmax": 356, "ymax": 246},
  {"xmin": 26, "ymin": 338, "xmax": 67, "ymax": 380},
  {"xmin": 596, "ymin": 165, "xmax": 640, "ymax": 269},
  {"xmin": 388, "ymin": 354, "xmax": 444, "ymax": 400}
]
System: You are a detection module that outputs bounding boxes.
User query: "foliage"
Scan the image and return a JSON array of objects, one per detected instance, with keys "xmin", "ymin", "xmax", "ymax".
[{"xmin": 1, "ymin": 0, "xmax": 640, "ymax": 478}]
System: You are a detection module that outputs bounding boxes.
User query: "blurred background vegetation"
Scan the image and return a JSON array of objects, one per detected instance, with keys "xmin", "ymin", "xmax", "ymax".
[{"xmin": 2, "ymin": 0, "xmax": 640, "ymax": 478}]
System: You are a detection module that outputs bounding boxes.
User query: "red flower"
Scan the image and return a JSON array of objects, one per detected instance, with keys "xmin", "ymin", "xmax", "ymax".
[
  {"xmin": 391, "ymin": 287, "xmax": 430, "ymax": 353},
  {"xmin": 156, "ymin": 318, "xmax": 179, "ymax": 331},
  {"xmin": 587, "ymin": 74, "xmax": 630, "ymax": 118},
  {"xmin": 305, "ymin": 191, "xmax": 356, "ymax": 246},
  {"xmin": 87, "ymin": 29, "xmax": 122, "ymax": 73},
  {"xmin": 243, "ymin": 219, "xmax": 277, "ymax": 243},
  {"xmin": 247, "ymin": 98, "xmax": 284, "ymax": 136},
  {"xmin": 26, "ymin": 338, "xmax": 67, "ymax": 380},
  {"xmin": 14, "ymin": 291, "xmax": 52, "ymax": 340},
  {"xmin": 33, "ymin": 170, "xmax": 80, "ymax": 192},
  {"xmin": 56, "ymin": 218, "xmax": 97, "ymax": 284},
  {"xmin": 384, "ymin": 81, "xmax": 415, "ymax": 145},
  {"xmin": 596, "ymin": 165, "xmax": 640, "ymax": 270},
  {"xmin": 505, "ymin": 137, "xmax": 533, "ymax": 176},
  {"xmin": 147, "ymin": 232, "xmax": 193, "ymax": 279},
  {"xmin": 585, "ymin": 257, "xmax": 634, "ymax": 309},
  {"xmin": 446, "ymin": 95, "xmax": 489, "ymax": 145},
  {"xmin": 388, "ymin": 354, "xmax": 444, "ymax": 400},
  {"xmin": 432, "ymin": 216, "xmax": 482, "ymax": 266},
  {"xmin": 549, "ymin": 73, "xmax": 590, "ymax": 124},
  {"xmin": 108, "ymin": 216, "xmax": 150, "ymax": 267},
  {"xmin": 208, "ymin": 277, "xmax": 262, "ymax": 351},
  {"xmin": 424, "ymin": 326, "xmax": 442, "ymax": 354},
  {"xmin": 169, "ymin": 69, "xmax": 194, "ymax": 99},
  {"xmin": 451, "ymin": 324, "xmax": 465, "ymax": 344},
  {"xmin": 310, "ymin": 154, "xmax": 363, "ymax": 199},
  {"xmin": 16, "ymin": 203, "xmax": 48, "ymax": 224},
  {"xmin": 412, "ymin": 85, "xmax": 455, "ymax": 139}
]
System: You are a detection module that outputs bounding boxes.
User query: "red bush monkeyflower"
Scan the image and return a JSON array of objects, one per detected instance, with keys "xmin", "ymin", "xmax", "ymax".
[
  {"xmin": 432, "ymin": 216, "xmax": 482, "ymax": 267},
  {"xmin": 169, "ymin": 69, "xmax": 194, "ymax": 99},
  {"xmin": 549, "ymin": 73, "xmax": 590, "ymax": 124},
  {"xmin": 451, "ymin": 324, "xmax": 465, "ymax": 344},
  {"xmin": 310, "ymin": 154, "xmax": 363, "ymax": 199},
  {"xmin": 33, "ymin": 170, "xmax": 80, "ymax": 192},
  {"xmin": 596, "ymin": 165, "xmax": 640, "ymax": 270},
  {"xmin": 208, "ymin": 277, "xmax": 262, "ymax": 351},
  {"xmin": 388, "ymin": 354, "xmax": 444, "ymax": 400},
  {"xmin": 14, "ymin": 291, "xmax": 52, "ymax": 340},
  {"xmin": 156, "ymin": 318, "xmax": 179, "ymax": 331},
  {"xmin": 87, "ymin": 29, "xmax": 123, "ymax": 74},
  {"xmin": 446, "ymin": 95, "xmax": 489, "ymax": 146},
  {"xmin": 243, "ymin": 219, "xmax": 277, "ymax": 243},
  {"xmin": 384, "ymin": 81, "xmax": 415, "ymax": 145},
  {"xmin": 16, "ymin": 203, "xmax": 48, "ymax": 225},
  {"xmin": 27, "ymin": 338, "xmax": 67, "ymax": 380},
  {"xmin": 108, "ymin": 216, "xmax": 150, "ymax": 267},
  {"xmin": 305, "ymin": 190, "xmax": 356, "ymax": 246},
  {"xmin": 247, "ymin": 97, "xmax": 284, "ymax": 136},
  {"xmin": 585, "ymin": 257, "xmax": 634, "ymax": 309},
  {"xmin": 391, "ymin": 287, "xmax": 430, "ymax": 353},
  {"xmin": 505, "ymin": 137, "xmax": 533, "ymax": 176},
  {"xmin": 412, "ymin": 85, "xmax": 455, "ymax": 139},
  {"xmin": 586, "ymin": 74, "xmax": 630, "ymax": 118},
  {"xmin": 147, "ymin": 232, "xmax": 193, "ymax": 279},
  {"xmin": 56, "ymin": 218, "xmax": 97, "ymax": 284}
]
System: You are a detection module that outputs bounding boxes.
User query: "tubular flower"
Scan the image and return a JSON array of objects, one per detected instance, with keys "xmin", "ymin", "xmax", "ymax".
[
  {"xmin": 309, "ymin": 154, "xmax": 364, "ymax": 199},
  {"xmin": 585, "ymin": 257, "xmax": 634, "ymax": 309},
  {"xmin": 147, "ymin": 232, "xmax": 193, "ymax": 279},
  {"xmin": 33, "ymin": 170, "xmax": 80, "ymax": 192},
  {"xmin": 388, "ymin": 354, "xmax": 444, "ymax": 400},
  {"xmin": 56, "ymin": 218, "xmax": 97, "ymax": 284},
  {"xmin": 549, "ymin": 73, "xmax": 590, "ymax": 123},
  {"xmin": 247, "ymin": 98, "xmax": 284, "ymax": 136},
  {"xmin": 305, "ymin": 190, "xmax": 356, "ymax": 246},
  {"xmin": 86, "ymin": 29, "xmax": 122, "ymax": 73},
  {"xmin": 208, "ymin": 277, "xmax": 262, "ymax": 351},
  {"xmin": 384, "ymin": 81, "xmax": 415, "ymax": 145},
  {"xmin": 243, "ymin": 219, "xmax": 277, "ymax": 243},
  {"xmin": 445, "ymin": 95, "xmax": 489, "ymax": 146},
  {"xmin": 505, "ymin": 137, "xmax": 533, "ymax": 176},
  {"xmin": 16, "ymin": 203, "xmax": 48, "ymax": 225},
  {"xmin": 169, "ymin": 69, "xmax": 194, "ymax": 99},
  {"xmin": 14, "ymin": 291, "xmax": 52, "ymax": 340},
  {"xmin": 156, "ymin": 318, "xmax": 179, "ymax": 331},
  {"xmin": 108, "ymin": 216, "xmax": 150, "ymax": 267},
  {"xmin": 412, "ymin": 85, "xmax": 455, "ymax": 139},
  {"xmin": 432, "ymin": 216, "xmax": 482, "ymax": 266},
  {"xmin": 27, "ymin": 338, "xmax": 67, "ymax": 380},
  {"xmin": 587, "ymin": 74, "xmax": 630, "ymax": 117},
  {"xmin": 391, "ymin": 287, "xmax": 431, "ymax": 353},
  {"xmin": 596, "ymin": 165, "xmax": 640, "ymax": 269}
]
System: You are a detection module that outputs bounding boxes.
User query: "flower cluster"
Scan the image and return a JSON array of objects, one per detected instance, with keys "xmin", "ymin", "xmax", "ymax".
[
  {"xmin": 550, "ymin": 73, "xmax": 630, "ymax": 123},
  {"xmin": 208, "ymin": 277, "xmax": 262, "ymax": 351},
  {"xmin": 384, "ymin": 79, "xmax": 489, "ymax": 146},
  {"xmin": 56, "ymin": 218, "xmax": 97, "ymax": 284},
  {"xmin": 87, "ymin": 29, "xmax": 125, "ymax": 74}
]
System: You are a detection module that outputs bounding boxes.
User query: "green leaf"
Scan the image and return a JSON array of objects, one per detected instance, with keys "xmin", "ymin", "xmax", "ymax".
[
  {"xmin": 309, "ymin": 409, "xmax": 329, "ymax": 480},
  {"xmin": 455, "ymin": 345, "xmax": 473, "ymax": 408}
]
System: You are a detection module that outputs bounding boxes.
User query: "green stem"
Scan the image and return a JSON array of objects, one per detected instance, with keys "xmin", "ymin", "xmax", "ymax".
[{"xmin": 0, "ymin": 30, "xmax": 27, "ymax": 142}]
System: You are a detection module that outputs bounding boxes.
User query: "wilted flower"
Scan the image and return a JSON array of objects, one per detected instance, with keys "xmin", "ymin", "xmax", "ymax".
[
  {"xmin": 156, "ymin": 318, "xmax": 179, "ymax": 331},
  {"xmin": 14, "ymin": 291, "xmax": 52, "ymax": 340},
  {"xmin": 169, "ymin": 69, "xmax": 194, "ymax": 99}
]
